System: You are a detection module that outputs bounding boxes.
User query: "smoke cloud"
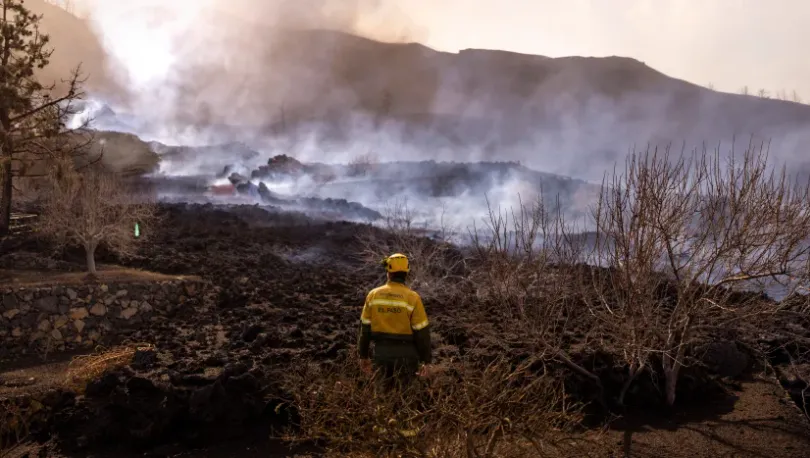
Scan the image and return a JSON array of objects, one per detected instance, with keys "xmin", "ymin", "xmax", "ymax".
[
  {"xmin": 36, "ymin": 0, "xmax": 810, "ymax": 230},
  {"xmin": 74, "ymin": 1, "xmax": 428, "ymax": 129}
]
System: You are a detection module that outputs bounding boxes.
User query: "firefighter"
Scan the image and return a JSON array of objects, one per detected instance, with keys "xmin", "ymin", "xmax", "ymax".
[{"xmin": 358, "ymin": 253, "xmax": 432, "ymax": 379}]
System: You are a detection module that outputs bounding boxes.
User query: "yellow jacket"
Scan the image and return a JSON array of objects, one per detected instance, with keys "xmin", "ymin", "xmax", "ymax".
[{"xmin": 358, "ymin": 280, "xmax": 431, "ymax": 363}]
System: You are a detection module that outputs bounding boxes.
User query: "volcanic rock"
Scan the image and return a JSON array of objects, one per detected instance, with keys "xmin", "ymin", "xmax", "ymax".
[
  {"xmin": 235, "ymin": 181, "xmax": 259, "ymax": 196},
  {"xmin": 70, "ymin": 307, "xmax": 89, "ymax": 320},
  {"xmin": 35, "ymin": 296, "xmax": 58, "ymax": 313},
  {"xmin": 131, "ymin": 348, "xmax": 159, "ymax": 369},
  {"xmin": 227, "ymin": 172, "xmax": 250, "ymax": 185},
  {"xmin": 89, "ymin": 303, "xmax": 106, "ymax": 316}
]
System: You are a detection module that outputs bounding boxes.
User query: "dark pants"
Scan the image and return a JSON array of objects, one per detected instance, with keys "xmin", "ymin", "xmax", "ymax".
[
  {"xmin": 371, "ymin": 343, "xmax": 427, "ymax": 435},
  {"xmin": 373, "ymin": 340, "xmax": 420, "ymax": 386}
]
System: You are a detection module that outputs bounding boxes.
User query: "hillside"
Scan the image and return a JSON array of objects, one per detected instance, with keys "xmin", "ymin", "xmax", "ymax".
[
  {"xmin": 30, "ymin": 2, "xmax": 810, "ymax": 182},
  {"xmin": 27, "ymin": 0, "xmax": 119, "ymax": 95}
]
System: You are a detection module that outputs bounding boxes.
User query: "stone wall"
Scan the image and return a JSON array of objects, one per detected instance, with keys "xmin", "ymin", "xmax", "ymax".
[{"xmin": 0, "ymin": 279, "xmax": 211, "ymax": 353}]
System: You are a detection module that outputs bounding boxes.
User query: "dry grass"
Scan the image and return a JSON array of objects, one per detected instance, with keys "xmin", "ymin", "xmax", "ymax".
[
  {"xmin": 0, "ymin": 267, "xmax": 197, "ymax": 287},
  {"xmin": 0, "ymin": 345, "xmax": 150, "ymax": 399},
  {"xmin": 281, "ymin": 354, "xmax": 586, "ymax": 458},
  {"xmin": 0, "ymin": 344, "xmax": 150, "ymax": 454},
  {"xmin": 63, "ymin": 344, "xmax": 152, "ymax": 393}
]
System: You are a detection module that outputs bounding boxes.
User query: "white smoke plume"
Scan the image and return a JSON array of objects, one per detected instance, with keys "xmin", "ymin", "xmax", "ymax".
[
  {"xmin": 74, "ymin": 1, "xmax": 425, "ymax": 137},
  {"xmin": 44, "ymin": 0, "xmax": 810, "ymax": 230},
  {"xmin": 54, "ymin": 1, "xmax": 807, "ymax": 176}
]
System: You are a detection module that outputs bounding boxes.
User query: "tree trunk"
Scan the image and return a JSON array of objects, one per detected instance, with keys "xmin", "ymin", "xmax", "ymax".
[
  {"xmin": 663, "ymin": 346, "xmax": 686, "ymax": 407},
  {"xmin": 0, "ymin": 108, "xmax": 13, "ymax": 237},
  {"xmin": 0, "ymin": 2, "xmax": 10, "ymax": 236},
  {"xmin": 85, "ymin": 242, "xmax": 97, "ymax": 274},
  {"xmin": 663, "ymin": 318, "xmax": 692, "ymax": 407},
  {"xmin": 664, "ymin": 365, "xmax": 679, "ymax": 407},
  {"xmin": 618, "ymin": 361, "xmax": 644, "ymax": 407},
  {"xmin": 0, "ymin": 156, "xmax": 11, "ymax": 236}
]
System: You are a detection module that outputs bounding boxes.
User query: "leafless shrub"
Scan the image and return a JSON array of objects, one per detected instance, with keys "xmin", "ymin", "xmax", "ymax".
[
  {"xmin": 585, "ymin": 143, "xmax": 810, "ymax": 406},
  {"xmin": 357, "ymin": 198, "xmax": 465, "ymax": 300},
  {"xmin": 0, "ymin": 399, "xmax": 29, "ymax": 456},
  {"xmin": 467, "ymin": 193, "xmax": 585, "ymax": 318},
  {"xmin": 347, "ymin": 152, "xmax": 378, "ymax": 177},
  {"xmin": 37, "ymin": 161, "xmax": 159, "ymax": 274},
  {"xmin": 465, "ymin": 193, "xmax": 605, "ymax": 404},
  {"xmin": 9, "ymin": 176, "xmax": 43, "ymax": 206},
  {"xmin": 0, "ymin": 395, "xmax": 45, "ymax": 457},
  {"xmin": 280, "ymin": 355, "xmax": 585, "ymax": 458}
]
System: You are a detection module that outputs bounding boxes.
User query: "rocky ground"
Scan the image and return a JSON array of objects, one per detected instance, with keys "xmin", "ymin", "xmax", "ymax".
[
  {"xmin": 0, "ymin": 203, "xmax": 385, "ymax": 456},
  {"xmin": 2, "ymin": 202, "xmax": 810, "ymax": 457}
]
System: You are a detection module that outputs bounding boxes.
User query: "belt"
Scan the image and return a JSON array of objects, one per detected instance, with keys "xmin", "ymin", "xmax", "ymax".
[{"xmin": 372, "ymin": 336, "xmax": 414, "ymax": 345}]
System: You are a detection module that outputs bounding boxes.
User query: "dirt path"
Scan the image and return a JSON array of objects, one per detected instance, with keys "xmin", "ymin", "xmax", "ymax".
[
  {"xmin": 0, "ymin": 351, "xmax": 87, "ymax": 397},
  {"xmin": 592, "ymin": 375, "xmax": 810, "ymax": 457}
]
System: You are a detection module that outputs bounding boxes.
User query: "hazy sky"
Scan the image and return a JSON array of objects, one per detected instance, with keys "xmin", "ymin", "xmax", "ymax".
[
  {"xmin": 417, "ymin": 1, "xmax": 809, "ymax": 95},
  {"xmin": 67, "ymin": 0, "xmax": 810, "ymax": 99}
]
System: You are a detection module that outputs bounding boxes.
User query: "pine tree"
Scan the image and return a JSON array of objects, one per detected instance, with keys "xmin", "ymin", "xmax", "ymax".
[{"xmin": 0, "ymin": 0, "xmax": 85, "ymax": 235}]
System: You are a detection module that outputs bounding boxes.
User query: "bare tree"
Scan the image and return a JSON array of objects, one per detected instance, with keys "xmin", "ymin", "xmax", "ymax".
[
  {"xmin": 792, "ymin": 90, "xmax": 803, "ymax": 104},
  {"xmin": 586, "ymin": 144, "xmax": 810, "ymax": 406},
  {"xmin": 38, "ymin": 161, "xmax": 158, "ymax": 274},
  {"xmin": 757, "ymin": 88, "xmax": 770, "ymax": 99},
  {"xmin": 739, "ymin": 86, "xmax": 750, "ymax": 96},
  {"xmin": 346, "ymin": 151, "xmax": 378, "ymax": 177},
  {"xmin": 0, "ymin": 0, "xmax": 87, "ymax": 235}
]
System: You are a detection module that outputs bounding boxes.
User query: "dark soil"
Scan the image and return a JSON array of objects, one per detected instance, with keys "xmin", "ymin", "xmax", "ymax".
[{"xmin": 2, "ymin": 202, "xmax": 810, "ymax": 457}]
